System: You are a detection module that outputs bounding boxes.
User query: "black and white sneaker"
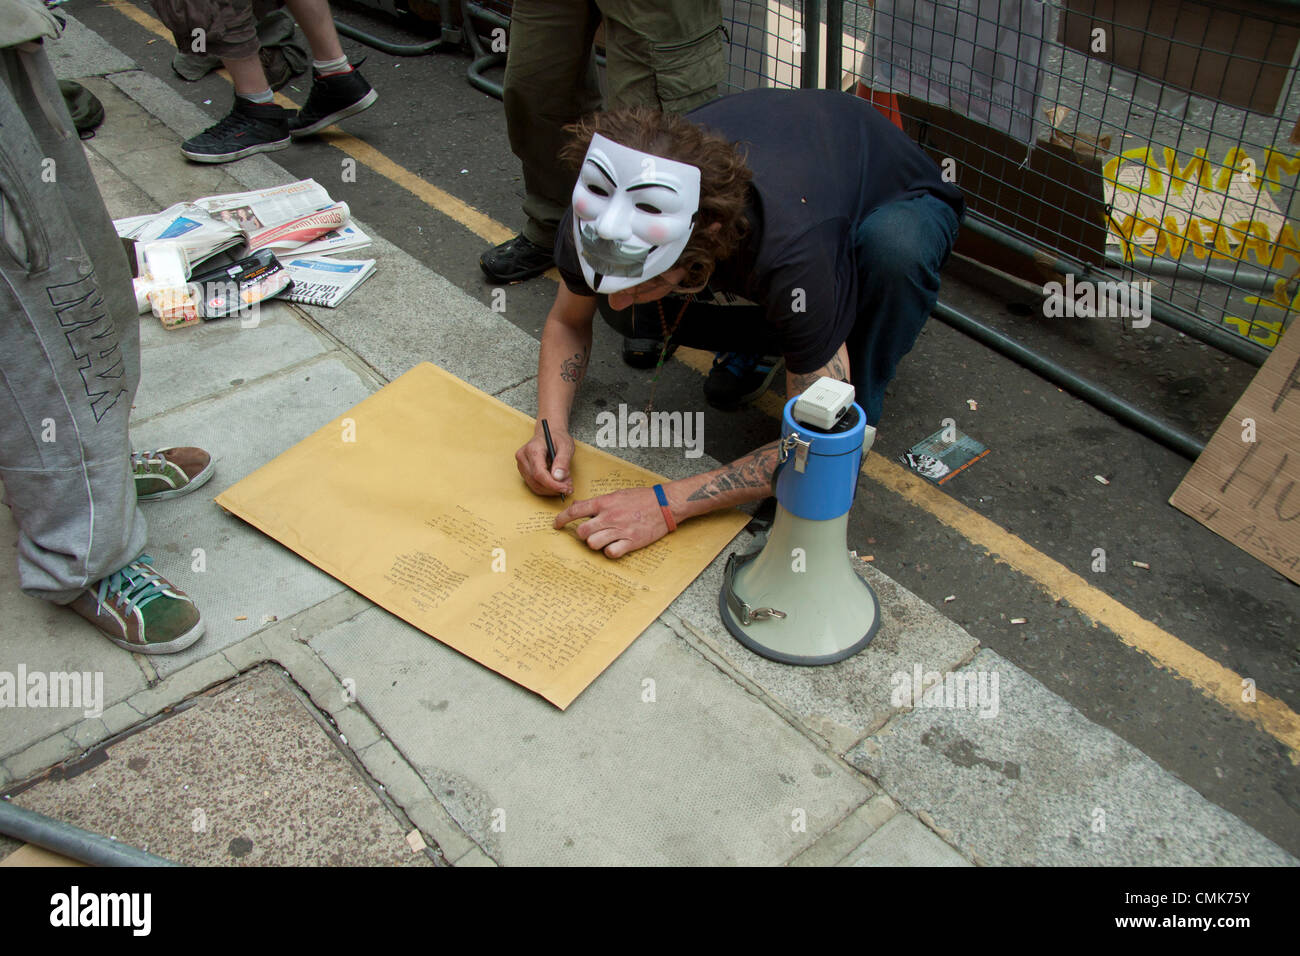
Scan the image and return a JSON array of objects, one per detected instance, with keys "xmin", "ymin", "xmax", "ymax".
[
  {"xmin": 181, "ymin": 97, "xmax": 291, "ymax": 163},
  {"xmin": 288, "ymin": 67, "xmax": 378, "ymax": 138}
]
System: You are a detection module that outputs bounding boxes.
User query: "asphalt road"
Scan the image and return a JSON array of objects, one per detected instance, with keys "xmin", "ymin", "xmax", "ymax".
[{"xmin": 73, "ymin": 0, "xmax": 1299, "ymax": 856}]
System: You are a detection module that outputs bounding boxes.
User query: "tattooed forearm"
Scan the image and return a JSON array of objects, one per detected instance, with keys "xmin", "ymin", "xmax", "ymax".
[
  {"xmin": 686, "ymin": 441, "xmax": 779, "ymax": 503},
  {"xmin": 787, "ymin": 369, "xmax": 821, "ymax": 394},
  {"xmin": 560, "ymin": 345, "xmax": 590, "ymax": 384},
  {"xmin": 825, "ymin": 350, "xmax": 850, "ymax": 381}
]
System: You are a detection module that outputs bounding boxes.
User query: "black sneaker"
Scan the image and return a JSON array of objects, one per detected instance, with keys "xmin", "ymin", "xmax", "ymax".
[
  {"xmin": 288, "ymin": 67, "xmax": 378, "ymax": 138},
  {"xmin": 181, "ymin": 97, "xmax": 291, "ymax": 163},
  {"xmin": 704, "ymin": 352, "xmax": 784, "ymax": 410},
  {"xmin": 479, "ymin": 234, "xmax": 554, "ymax": 284}
]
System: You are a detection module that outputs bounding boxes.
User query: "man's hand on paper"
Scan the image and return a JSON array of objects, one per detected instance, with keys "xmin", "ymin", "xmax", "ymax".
[
  {"xmin": 516, "ymin": 425, "xmax": 574, "ymax": 498},
  {"xmin": 555, "ymin": 487, "xmax": 672, "ymax": 559}
]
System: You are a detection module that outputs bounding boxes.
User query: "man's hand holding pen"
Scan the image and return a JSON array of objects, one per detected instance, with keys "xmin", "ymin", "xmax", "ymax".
[{"xmin": 516, "ymin": 419, "xmax": 575, "ymax": 500}]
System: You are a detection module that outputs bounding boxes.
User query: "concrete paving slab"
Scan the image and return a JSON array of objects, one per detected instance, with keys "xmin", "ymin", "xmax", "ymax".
[
  {"xmin": 7, "ymin": 666, "xmax": 435, "ymax": 865},
  {"xmin": 82, "ymin": 76, "xmax": 251, "ymax": 208},
  {"xmin": 666, "ymin": 552, "xmax": 981, "ymax": 754},
  {"xmin": 133, "ymin": 302, "xmax": 332, "ymax": 424},
  {"xmin": 309, "ymin": 606, "xmax": 873, "ymax": 865},
  {"xmin": 2, "ymin": 730, "xmax": 78, "ymax": 784},
  {"xmin": 841, "ymin": 812, "xmax": 973, "ymax": 866},
  {"xmin": 126, "ymin": 354, "xmax": 377, "ymax": 677},
  {"xmin": 107, "ymin": 70, "xmax": 292, "ymax": 196},
  {"xmin": 83, "ymin": 142, "xmax": 157, "ymax": 221},
  {"xmin": 294, "ymin": 233, "xmax": 543, "ymax": 392},
  {"xmin": 845, "ymin": 648, "xmax": 1296, "ymax": 866},
  {"xmin": 787, "ymin": 792, "xmax": 898, "ymax": 866},
  {"xmin": 92, "ymin": 76, "xmax": 265, "ymax": 212},
  {"xmin": 49, "ymin": 14, "xmax": 135, "ymax": 79},
  {"xmin": 102, "ymin": 140, "xmax": 244, "ymax": 223},
  {"xmin": 0, "ymin": 509, "xmax": 149, "ymax": 761}
]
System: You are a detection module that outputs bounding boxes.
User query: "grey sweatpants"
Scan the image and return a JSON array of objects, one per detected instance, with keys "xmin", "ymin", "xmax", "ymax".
[{"xmin": 0, "ymin": 39, "xmax": 146, "ymax": 603}]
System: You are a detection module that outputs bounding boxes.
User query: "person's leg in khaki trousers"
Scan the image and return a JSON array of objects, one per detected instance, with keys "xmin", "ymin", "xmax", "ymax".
[{"xmin": 480, "ymin": 0, "xmax": 724, "ymax": 284}]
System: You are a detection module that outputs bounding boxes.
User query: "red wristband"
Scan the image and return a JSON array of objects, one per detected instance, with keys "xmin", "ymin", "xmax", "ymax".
[{"xmin": 653, "ymin": 484, "xmax": 677, "ymax": 532}]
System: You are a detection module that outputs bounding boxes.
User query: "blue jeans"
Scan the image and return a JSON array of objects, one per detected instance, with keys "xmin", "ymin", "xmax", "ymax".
[
  {"xmin": 601, "ymin": 192, "xmax": 961, "ymax": 425},
  {"xmin": 847, "ymin": 192, "xmax": 961, "ymax": 424}
]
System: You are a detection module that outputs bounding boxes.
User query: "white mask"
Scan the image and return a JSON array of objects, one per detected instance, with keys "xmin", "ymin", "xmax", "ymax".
[{"xmin": 571, "ymin": 133, "xmax": 701, "ymax": 294}]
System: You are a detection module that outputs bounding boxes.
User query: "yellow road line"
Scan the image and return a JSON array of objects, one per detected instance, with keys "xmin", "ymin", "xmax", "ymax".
[
  {"xmin": 861, "ymin": 455, "xmax": 1300, "ymax": 758},
  {"xmin": 106, "ymin": 0, "xmax": 1300, "ymax": 759}
]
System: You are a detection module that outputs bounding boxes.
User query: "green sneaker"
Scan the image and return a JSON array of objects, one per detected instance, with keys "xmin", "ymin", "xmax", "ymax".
[
  {"xmin": 67, "ymin": 557, "xmax": 205, "ymax": 654},
  {"xmin": 132, "ymin": 447, "xmax": 214, "ymax": 501}
]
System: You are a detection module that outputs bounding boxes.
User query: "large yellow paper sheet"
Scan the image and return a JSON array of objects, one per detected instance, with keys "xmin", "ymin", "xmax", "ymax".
[{"xmin": 216, "ymin": 363, "xmax": 749, "ymax": 708}]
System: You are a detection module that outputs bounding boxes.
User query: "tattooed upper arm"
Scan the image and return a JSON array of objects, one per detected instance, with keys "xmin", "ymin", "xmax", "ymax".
[{"xmin": 560, "ymin": 345, "xmax": 590, "ymax": 384}]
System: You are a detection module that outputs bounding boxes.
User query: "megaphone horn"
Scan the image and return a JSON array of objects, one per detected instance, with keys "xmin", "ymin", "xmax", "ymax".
[{"xmin": 719, "ymin": 377, "xmax": 880, "ymax": 665}]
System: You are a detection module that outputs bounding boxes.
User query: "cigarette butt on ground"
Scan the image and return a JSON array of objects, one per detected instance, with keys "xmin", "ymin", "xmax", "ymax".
[
  {"xmin": 944, "ymin": 595, "xmax": 956, "ymax": 603},
  {"xmin": 1094, "ymin": 475, "xmax": 1110, "ymax": 485},
  {"xmin": 1010, "ymin": 617, "xmax": 1027, "ymax": 625},
  {"xmin": 862, "ymin": 554, "xmax": 874, "ymax": 562},
  {"xmin": 235, "ymin": 615, "xmax": 248, "ymax": 621},
  {"xmin": 1132, "ymin": 560, "xmax": 1151, "ymax": 569}
]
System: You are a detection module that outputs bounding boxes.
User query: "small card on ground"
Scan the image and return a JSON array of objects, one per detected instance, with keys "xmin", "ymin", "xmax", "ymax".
[{"xmin": 900, "ymin": 427, "xmax": 990, "ymax": 485}]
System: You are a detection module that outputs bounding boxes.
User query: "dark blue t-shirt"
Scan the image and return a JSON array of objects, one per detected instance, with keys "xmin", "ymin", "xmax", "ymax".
[{"xmin": 555, "ymin": 88, "xmax": 964, "ymax": 374}]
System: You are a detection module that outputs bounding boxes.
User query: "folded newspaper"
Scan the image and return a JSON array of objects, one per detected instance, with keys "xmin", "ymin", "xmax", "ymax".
[
  {"xmin": 114, "ymin": 179, "xmax": 371, "ymax": 268},
  {"xmin": 283, "ymin": 256, "xmax": 376, "ymax": 307},
  {"xmin": 113, "ymin": 179, "xmax": 374, "ymax": 325}
]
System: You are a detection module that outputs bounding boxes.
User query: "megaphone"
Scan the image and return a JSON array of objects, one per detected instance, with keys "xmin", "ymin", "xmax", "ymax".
[{"xmin": 719, "ymin": 377, "xmax": 880, "ymax": 664}]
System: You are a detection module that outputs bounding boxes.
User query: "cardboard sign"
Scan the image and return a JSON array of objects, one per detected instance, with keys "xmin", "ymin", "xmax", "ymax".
[{"xmin": 1171, "ymin": 327, "xmax": 1300, "ymax": 582}]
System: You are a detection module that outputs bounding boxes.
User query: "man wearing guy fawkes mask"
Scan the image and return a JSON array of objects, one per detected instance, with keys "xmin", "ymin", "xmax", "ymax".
[{"xmin": 514, "ymin": 88, "xmax": 964, "ymax": 560}]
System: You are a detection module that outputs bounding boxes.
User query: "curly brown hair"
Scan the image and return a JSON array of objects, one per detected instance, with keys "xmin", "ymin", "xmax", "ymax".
[{"xmin": 561, "ymin": 106, "xmax": 753, "ymax": 288}]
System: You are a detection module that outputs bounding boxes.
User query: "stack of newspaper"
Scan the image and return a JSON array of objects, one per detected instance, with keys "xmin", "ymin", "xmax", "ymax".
[{"xmin": 115, "ymin": 179, "xmax": 377, "ymax": 314}]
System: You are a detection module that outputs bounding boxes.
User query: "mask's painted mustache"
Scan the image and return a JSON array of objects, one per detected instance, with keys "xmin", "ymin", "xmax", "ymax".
[{"xmin": 579, "ymin": 225, "xmax": 654, "ymax": 278}]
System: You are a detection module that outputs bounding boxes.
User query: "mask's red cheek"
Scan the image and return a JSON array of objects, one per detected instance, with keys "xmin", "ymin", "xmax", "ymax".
[
  {"xmin": 574, "ymin": 197, "xmax": 593, "ymax": 218},
  {"xmin": 645, "ymin": 223, "xmax": 671, "ymax": 244}
]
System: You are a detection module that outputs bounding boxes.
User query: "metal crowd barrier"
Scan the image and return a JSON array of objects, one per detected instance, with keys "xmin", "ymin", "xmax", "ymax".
[{"xmin": 731, "ymin": 0, "xmax": 1300, "ymax": 456}]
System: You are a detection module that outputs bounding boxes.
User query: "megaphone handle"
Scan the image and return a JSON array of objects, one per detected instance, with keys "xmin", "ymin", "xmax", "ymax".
[{"xmin": 723, "ymin": 552, "xmax": 788, "ymax": 626}]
